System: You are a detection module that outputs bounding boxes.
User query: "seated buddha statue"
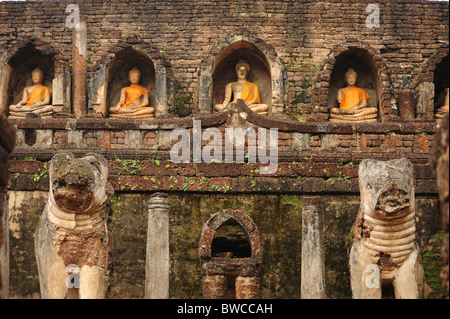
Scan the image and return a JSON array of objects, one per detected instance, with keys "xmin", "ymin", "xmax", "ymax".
[
  {"xmin": 8, "ymin": 68, "xmax": 53, "ymax": 118},
  {"xmin": 329, "ymin": 68, "xmax": 378, "ymax": 123},
  {"xmin": 435, "ymin": 88, "xmax": 449, "ymax": 124},
  {"xmin": 213, "ymin": 59, "xmax": 269, "ymax": 116},
  {"xmin": 109, "ymin": 67, "xmax": 155, "ymax": 119}
]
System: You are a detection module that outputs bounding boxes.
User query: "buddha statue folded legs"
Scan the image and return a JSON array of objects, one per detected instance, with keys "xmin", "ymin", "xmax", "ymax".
[
  {"xmin": 329, "ymin": 106, "xmax": 378, "ymax": 123},
  {"xmin": 214, "ymin": 59, "xmax": 269, "ymax": 116},
  {"xmin": 109, "ymin": 67, "xmax": 155, "ymax": 119},
  {"xmin": 329, "ymin": 68, "xmax": 378, "ymax": 123},
  {"xmin": 8, "ymin": 68, "xmax": 53, "ymax": 119}
]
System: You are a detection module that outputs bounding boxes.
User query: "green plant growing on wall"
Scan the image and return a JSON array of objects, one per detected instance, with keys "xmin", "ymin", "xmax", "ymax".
[
  {"xmin": 413, "ymin": 63, "xmax": 421, "ymax": 73},
  {"xmin": 422, "ymin": 230, "xmax": 446, "ymax": 299},
  {"xmin": 86, "ymin": 57, "xmax": 94, "ymax": 67},
  {"xmin": 150, "ymin": 158, "xmax": 161, "ymax": 166},
  {"xmin": 286, "ymin": 51, "xmax": 323, "ymax": 121},
  {"xmin": 33, "ymin": 170, "xmax": 47, "ymax": 182},
  {"xmin": 33, "ymin": 163, "xmax": 48, "ymax": 182},
  {"xmin": 209, "ymin": 182, "xmax": 232, "ymax": 193},
  {"xmin": 114, "ymin": 158, "xmax": 143, "ymax": 175}
]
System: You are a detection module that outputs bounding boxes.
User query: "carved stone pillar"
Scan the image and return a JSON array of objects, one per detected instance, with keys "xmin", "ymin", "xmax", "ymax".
[
  {"xmin": 415, "ymin": 82, "xmax": 435, "ymax": 121},
  {"xmin": 145, "ymin": 192, "xmax": 170, "ymax": 299},
  {"xmin": 301, "ymin": 196, "xmax": 326, "ymax": 299}
]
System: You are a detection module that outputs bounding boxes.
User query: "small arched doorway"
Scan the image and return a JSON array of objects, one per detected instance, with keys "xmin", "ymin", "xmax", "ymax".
[
  {"xmin": 199, "ymin": 209, "xmax": 262, "ymax": 299},
  {"xmin": 414, "ymin": 47, "xmax": 449, "ymax": 121}
]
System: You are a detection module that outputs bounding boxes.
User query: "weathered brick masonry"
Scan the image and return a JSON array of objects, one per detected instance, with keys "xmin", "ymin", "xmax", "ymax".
[
  {"xmin": 6, "ymin": 106, "xmax": 440, "ymax": 196},
  {"xmin": 0, "ymin": 0, "xmax": 448, "ymax": 299},
  {"xmin": 0, "ymin": 0, "xmax": 448, "ymax": 115}
]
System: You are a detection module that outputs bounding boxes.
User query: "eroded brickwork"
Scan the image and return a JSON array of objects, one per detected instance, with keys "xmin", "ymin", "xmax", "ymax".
[
  {"xmin": 1, "ymin": 0, "xmax": 448, "ymax": 299},
  {"xmin": 0, "ymin": 0, "xmax": 448, "ymax": 116}
]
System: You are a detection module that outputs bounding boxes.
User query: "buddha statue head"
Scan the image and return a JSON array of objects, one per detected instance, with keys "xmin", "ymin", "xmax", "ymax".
[
  {"xmin": 344, "ymin": 68, "xmax": 358, "ymax": 87},
  {"xmin": 31, "ymin": 67, "xmax": 44, "ymax": 85},
  {"xmin": 128, "ymin": 67, "xmax": 142, "ymax": 85},
  {"xmin": 235, "ymin": 59, "xmax": 250, "ymax": 80}
]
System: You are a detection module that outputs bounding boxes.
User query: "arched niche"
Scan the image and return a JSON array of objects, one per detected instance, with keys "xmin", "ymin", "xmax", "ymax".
[
  {"xmin": 211, "ymin": 219, "xmax": 252, "ymax": 258},
  {"xmin": 0, "ymin": 39, "xmax": 70, "ymax": 116},
  {"xmin": 414, "ymin": 47, "xmax": 449, "ymax": 121},
  {"xmin": 88, "ymin": 40, "xmax": 173, "ymax": 118},
  {"xmin": 212, "ymin": 41, "xmax": 271, "ymax": 110},
  {"xmin": 328, "ymin": 52, "xmax": 379, "ymax": 110},
  {"xmin": 199, "ymin": 209, "xmax": 262, "ymax": 299},
  {"xmin": 106, "ymin": 48, "xmax": 156, "ymax": 117},
  {"xmin": 198, "ymin": 30, "xmax": 287, "ymax": 115},
  {"xmin": 434, "ymin": 55, "xmax": 449, "ymax": 111},
  {"xmin": 199, "ymin": 209, "xmax": 262, "ymax": 263},
  {"xmin": 311, "ymin": 41, "xmax": 394, "ymax": 122}
]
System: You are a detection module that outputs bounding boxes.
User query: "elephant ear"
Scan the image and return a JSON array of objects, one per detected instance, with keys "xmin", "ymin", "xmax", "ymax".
[
  {"xmin": 50, "ymin": 152, "xmax": 75, "ymax": 167},
  {"xmin": 80, "ymin": 153, "xmax": 107, "ymax": 169},
  {"xmin": 80, "ymin": 153, "xmax": 108, "ymax": 180}
]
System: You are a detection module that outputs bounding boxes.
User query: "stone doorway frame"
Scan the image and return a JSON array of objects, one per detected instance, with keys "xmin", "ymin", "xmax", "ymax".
[{"xmin": 199, "ymin": 209, "xmax": 263, "ymax": 299}]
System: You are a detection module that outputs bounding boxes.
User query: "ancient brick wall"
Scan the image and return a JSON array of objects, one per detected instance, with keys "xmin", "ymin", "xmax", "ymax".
[
  {"xmin": 0, "ymin": 0, "xmax": 448, "ymax": 116},
  {"xmin": 0, "ymin": 0, "xmax": 448, "ymax": 299},
  {"xmin": 6, "ymin": 114, "xmax": 439, "ymax": 196}
]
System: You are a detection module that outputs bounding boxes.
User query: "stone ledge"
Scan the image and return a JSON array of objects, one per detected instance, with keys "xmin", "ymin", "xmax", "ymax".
[
  {"xmin": 10, "ymin": 148, "xmax": 434, "ymax": 163},
  {"xmin": 9, "ymin": 112, "xmax": 228, "ymax": 130},
  {"xmin": 8, "ymin": 105, "xmax": 438, "ymax": 135},
  {"xmin": 6, "ymin": 155, "xmax": 437, "ymax": 195}
]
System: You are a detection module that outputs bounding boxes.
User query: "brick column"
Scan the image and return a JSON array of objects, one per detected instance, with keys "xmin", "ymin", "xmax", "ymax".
[
  {"xmin": 202, "ymin": 275, "xmax": 228, "ymax": 299},
  {"xmin": 301, "ymin": 196, "xmax": 326, "ymax": 299},
  {"xmin": 72, "ymin": 18, "xmax": 87, "ymax": 118},
  {"xmin": 145, "ymin": 192, "xmax": 170, "ymax": 299},
  {"xmin": 235, "ymin": 276, "xmax": 260, "ymax": 299},
  {"xmin": 398, "ymin": 89, "xmax": 415, "ymax": 121}
]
